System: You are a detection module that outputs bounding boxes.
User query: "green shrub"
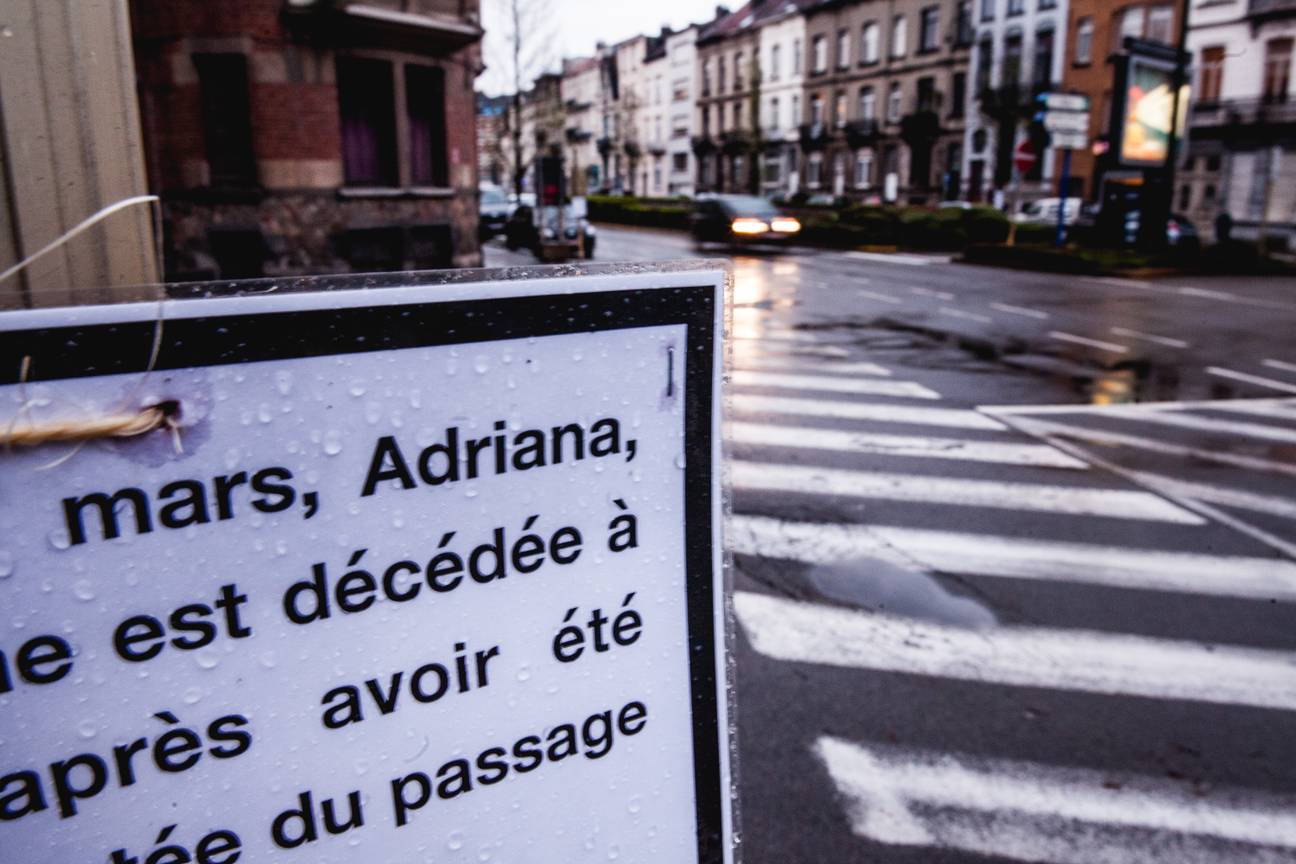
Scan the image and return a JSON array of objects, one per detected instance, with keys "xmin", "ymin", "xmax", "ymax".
[
  {"xmin": 1014, "ymin": 223, "xmax": 1056, "ymax": 246},
  {"xmin": 962, "ymin": 207, "xmax": 1011, "ymax": 244}
]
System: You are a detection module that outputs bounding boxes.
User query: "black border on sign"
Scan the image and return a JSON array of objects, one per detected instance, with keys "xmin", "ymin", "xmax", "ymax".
[{"xmin": 0, "ymin": 285, "xmax": 723, "ymax": 863}]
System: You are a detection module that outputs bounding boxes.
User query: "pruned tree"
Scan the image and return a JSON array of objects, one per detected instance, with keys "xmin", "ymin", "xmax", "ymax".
[{"xmin": 490, "ymin": 0, "xmax": 557, "ymax": 197}]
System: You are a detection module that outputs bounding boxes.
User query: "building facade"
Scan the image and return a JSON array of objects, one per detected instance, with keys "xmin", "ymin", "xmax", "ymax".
[
  {"xmin": 561, "ymin": 56, "xmax": 603, "ymax": 195},
  {"xmin": 803, "ymin": 0, "xmax": 974, "ymax": 203},
  {"xmin": 1057, "ymin": 0, "xmax": 1181, "ymax": 203},
  {"xmin": 131, "ymin": 0, "xmax": 484, "ymax": 280},
  {"xmin": 758, "ymin": 7, "xmax": 810, "ymax": 197},
  {"xmin": 643, "ymin": 25, "xmax": 703, "ymax": 197},
  {"xmin": 1183, "ymin": 0, "xmax": 1295, "ymax": 244},
  {"xmin": 962, "ymin": 0, "xmax": 1067, "ymax": 203},
  {"xmin": 695, "ymin": 3, "xmax": 764, "ymax": 194}
]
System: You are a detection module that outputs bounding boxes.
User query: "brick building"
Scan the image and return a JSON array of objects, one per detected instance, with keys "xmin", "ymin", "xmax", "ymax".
[{"xmin": 130, "ymin": 0, "xmax": 484, "ymax": 281}]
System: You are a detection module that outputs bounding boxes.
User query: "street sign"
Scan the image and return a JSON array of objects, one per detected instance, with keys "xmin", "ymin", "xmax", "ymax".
[
  {"xmin": 0, "ymin": 268, "xmax": 732, "ymax": 863},
  {"xmin": 1014, "ymin": 139, "xmax": 1037, "ymax": 174},
  {"xmin": 1050, "ymin": 130, "xmax": 1089, "ymax": 151},
  {"xmin": 1043, "ymin": 111, "xmax": 1089, "ymax": 134},
  {"xmin": 1042, "ymin": 92, "xmax": 1090, "ymax": 113}
]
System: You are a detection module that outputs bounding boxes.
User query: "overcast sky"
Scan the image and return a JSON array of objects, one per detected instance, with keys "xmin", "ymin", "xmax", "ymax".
[{"xmin": 478, "ymin": 0, "xmax": 722, "ymax": 95}]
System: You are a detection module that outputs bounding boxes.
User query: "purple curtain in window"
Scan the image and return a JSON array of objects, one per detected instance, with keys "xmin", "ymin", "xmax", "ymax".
[
  {"xmin": 338, "ymin": 57, "xmax": 395, "ymax": 186},
  {"xmin": 342, "ymin": 110, "xmax": 382, "ymax": 185},
  {"xmin": 408, "ymin": 110, "xmax": 433, "ymax": 185}
]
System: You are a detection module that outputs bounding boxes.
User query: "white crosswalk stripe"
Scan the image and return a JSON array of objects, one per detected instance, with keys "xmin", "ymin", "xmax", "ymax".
[
  {"xmin": 729, "ymin": 422, "xmax": 1088, "ymax": 468},
  {"xmin": 733, "ymin": 461, "xmax": 1204, "ymax": 523},
  {"xmin": 731, "ymin": 394, "xmax": 1008, "ymax": 430},
  {"xmin": 735, "ymin": 591, "xmax": 1296, "ymax": 711},
  {"xmin": 731, "ymin": 359, "xmax": 893, "ymax": 377},
  {"xmin": 730, "ymin": 369, "xmax": 941, "ymax": 399},
  {"xmin": 816, "ymin": 736, "xmax": 1296, "ymax": 864},
  {"xmin": 730, "ymin": 514, "xmax": 1296, "ymax": 602}
]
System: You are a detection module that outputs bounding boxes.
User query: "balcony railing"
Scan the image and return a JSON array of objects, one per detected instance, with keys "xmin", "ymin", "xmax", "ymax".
[
  {"xmin": 1191, "ymin": 96, "xmax": 1296, "ymax": 127},
  {"xmin": 1248, "ymin": 0, "xmax": 1296, "ymax": 19}
]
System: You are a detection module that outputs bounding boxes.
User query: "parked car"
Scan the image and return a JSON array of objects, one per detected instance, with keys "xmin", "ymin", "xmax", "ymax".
[
  {"xmin": 1015, "ymin": 197, "xmax": 1083, "ymax": 225},
  {"xmin": 503, "ymin": 204, "xmax": 596, "ymax": 259},
  {"xmin": 690, "ymin": 195, "xmax": 802, "ymax": 247},
  {"xmin": 478, "ymin": 185, "xmax": 512, "ymax": 239}
]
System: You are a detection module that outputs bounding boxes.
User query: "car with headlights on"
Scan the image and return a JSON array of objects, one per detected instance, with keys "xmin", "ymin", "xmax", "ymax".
[{"xmin": 690, "ymin": 195, "xmax": 801, "ymax": 248}]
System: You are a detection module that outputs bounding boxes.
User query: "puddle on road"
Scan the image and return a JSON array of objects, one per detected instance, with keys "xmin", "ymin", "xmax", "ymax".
[{"xmin": 806, "ymin": 555, "xmax": 999, "ymax": 628}]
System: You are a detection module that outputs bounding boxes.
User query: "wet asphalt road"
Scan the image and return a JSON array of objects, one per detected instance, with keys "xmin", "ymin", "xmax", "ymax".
[{"xmin": 488, "ymin": 227, "xmax": 1296, "ymax": 863}]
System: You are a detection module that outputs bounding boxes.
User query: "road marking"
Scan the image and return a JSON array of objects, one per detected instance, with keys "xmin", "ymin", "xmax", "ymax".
[
  {"xmin": 816, "ymin": 736, "xmax": 1296, "ymax": 863},
  {"xmin": 1008, "ymin": 416, "xmax": 1296, "ymax": 477},
  {"xmin": 728, "ymin": 423, "xmax": 1086, "ymax": 468},
  {"xmin": 1049, "ymin": 331, "xmax": 1130, "ymax": 354},
  {"xmin": 1110, "ymin": 326, "xmax": 1189, "ymax": 349},
  {"xmin": 1207, "ymin": 367, "xmax": 1296, "ymax": 396},
  {"xmin": 1263, "ymin": 358, "xmax": 1296, "ymax": 376},
  {"xmin": 984, "ymin": 397, "xmax": 1296, "ymax": 417},
  {"xmin": 732, "ymin": 394, "xmax": 1008, "ymax": 431},
  {"xmin": 731, "ymin": 514, "xmax": 1296, "ymax": 601},
  {"xmin": 731, "ymin": 359, "xmax": 892, "ymax": 377},
  {"xmin": 1129, "ymin": 472, "xmax": 1296, "ymax": 521},
  {"xmin": 1088, "ymin": 276, "xmax": 1156, "ymax": 290},
  {"xmin": 847, "ymin": 251, "xmax": 946, "ymax": 266},
  {"xmin": 731, "ymin": 461, "xmax": 1203, "ymax": 523},
  {"xmin": 939, "ymin": 306, "xmax": 992, "ymax": 323},
  {"xmin": 990, "ymin": 302, "xmax": 1050, "ymax": 320},
  {"xmin": 1179, "ymin": 285, "xmax": 1237, "ymax": 301},
  {"xmin": 854, "ymin": 288, "xmax": 903, "ymax": 304},
  {"xmin": 729, "ymin": 370, "xmax": 941, "ymax": 399},
  {"xmin": 912, "ymin": 286, "xmax": 956, "ymax": 301},
  {"xmin": 735, "ymin": 591, "xmax": 1296, "ymax": 710}
]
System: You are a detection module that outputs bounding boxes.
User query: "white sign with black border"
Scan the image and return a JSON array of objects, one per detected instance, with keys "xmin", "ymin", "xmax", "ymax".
[{"xmin": 0, "ymin": 266, "xmax": 732, "ymax": 864}]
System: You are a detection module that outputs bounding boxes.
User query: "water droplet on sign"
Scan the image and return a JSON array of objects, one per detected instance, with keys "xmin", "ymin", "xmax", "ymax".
[
  {"xmin": 516, "ymin": 666, "xmax": 531, "ymax": 682},
  {"xmin": 473, "ymin": 355, "xmax": 490, "ymax": 374},
  {"xmin": 323, "ymin": 432, "xmax": 343, "ymax": 456},
  {"xmin": 77, "ymin": 721, "xmax": 97, "ymax": 739},
  {"xmin": 349, "ymin": 381, "xmax": 367, "ymax": 397},
  {"xmin": 182, "ymin": 687, "xmax": 203, "ymax": 705},
  {"xmin": 72, "ymin": 580, "xmax": 95, "ymax": 601},
  {"xmin": 627, "ymin": 796, "xmax": 642, "ymax": 813},
  {"xmin": 48, "ymin": 530, "xmax": 71, "ymax": 551},
  {"xmin": 196, "ymin": 650, "xmax": 219, "ymax": 670},
  {"xmin": 447, "ymin": 832, "xmax": 464, "ymax": 851},
  {"xmin": 0, "ymin": 551, "xmax": 13, "ymax": 579}
]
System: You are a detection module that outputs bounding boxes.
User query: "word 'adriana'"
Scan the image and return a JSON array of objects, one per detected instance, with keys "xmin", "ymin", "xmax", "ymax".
[{"xmin": 362, "ymin": 418, "xmax": 636, "ymax": 496}]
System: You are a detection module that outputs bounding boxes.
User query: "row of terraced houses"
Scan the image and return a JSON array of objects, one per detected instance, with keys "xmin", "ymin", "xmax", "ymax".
[{"xmin": 486, "ymin": 0, "xmax": 1295, "ymax": 241}]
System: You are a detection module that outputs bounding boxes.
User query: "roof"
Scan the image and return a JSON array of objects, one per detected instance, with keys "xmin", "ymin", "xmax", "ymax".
[
  {"xmin": 697, "ymin": 0, "xmax": 826, "ymax": 45},
  {"xmin": 562, "ymin": 56, "xmax": 600, "ymax": 77}
]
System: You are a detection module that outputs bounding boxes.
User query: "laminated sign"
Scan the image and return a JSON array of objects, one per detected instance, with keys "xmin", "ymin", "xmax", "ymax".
[{"xmin": 0, "ymin": 267, "xmax": 732, "ymax": 864}]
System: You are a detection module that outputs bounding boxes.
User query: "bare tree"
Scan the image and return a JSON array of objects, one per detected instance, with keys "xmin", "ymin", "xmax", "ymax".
[{"xmin": 491, "ymin": 0, "xmax": 556, "ymax": 197}]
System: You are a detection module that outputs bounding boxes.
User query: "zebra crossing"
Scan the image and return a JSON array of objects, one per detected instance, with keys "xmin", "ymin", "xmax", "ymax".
[{"xmin": 726, "ymin": 320, "xmax": 1296, "ymax": 863}]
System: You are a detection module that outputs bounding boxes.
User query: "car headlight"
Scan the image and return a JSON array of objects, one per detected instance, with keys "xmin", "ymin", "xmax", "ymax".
[
  {"xmin": 731, "ymin": 218, "xmax": 769, "ymax": 235},
  {"xmin": 770, "ymin": 217, "xmax": 801, "ymax": 233}
]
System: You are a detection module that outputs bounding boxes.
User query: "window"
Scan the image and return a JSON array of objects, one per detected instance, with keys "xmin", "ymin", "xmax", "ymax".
[
  {"xmin": 807, "ymin": 152, "xmax": 823, "ymax": 187},
  {"xmin": 771, "ymin": 44, "xmax": 782, "ymax": 81},
  {"xmin": 1074, "ymin": 17, "xmax": 1094, "ymax": 65},
  {"xmin": 917, "ymin": 76, "xmax": 937, "ymax": 112},
  {"xmin": 406, "ymin": 64, "xmax": 448, "ymax": 186},
  {"xmin": 733, "ymin": 100, "xmax": 743, "ymax": 129},
  {"xmin": 891, "ymin": 16, "xmax": 908, "ymax": 57},
  {"xmin": 338, "ymin": 56, "xmax": 397, "ymax": 186},
  {"xmin": 956, "ymin": 1, "xmax": 974, "ymax": 45},
  {"xmin": 702, "ymin": 60, "xmax": 712, "ymax": 97},
  {"xmin": 673, "ymin": 153, "xmax": 689, "ymax": 173},
  {"xmin": 1206, "ymin": 153, "xmax": 1221, "ymax": 171},
  {"xmin": 887, "ymin": 82, "xmax": 903, "ymax": 121},
  {"xmin": 793, "ymin": 38, "xmax": 803, "ymax": 74},
  {"xmin": 976, "ymin": 38, "xmax": 992, "ymax": 92},
  {"xmin": 1203, "ymin": 183, "xmax": 1216, "ymax": 202},
  {"xmin": 673, "ymin": 79, "xmax": 689, "ymax": 102},
  {"xmin": 1003, "ymin": 32, "xmax": 1024, "ymax": 87},
  {"xmin": 1199, "ymin": 46, "xmax": 1224, "ymax": 104},
  {"xmin": 835, "ymin": 91, "xmax": 848, "ymax": 127},
  {"xmin": 861, "ymin": 22, "xmax": 880, "ymax": 64},
  {"xmin": 718, "ymin": 59, "xmax": 727, "ymax": 94},
  {"xmin": 672, "ymin": 115, "xmax": 689, "ymax": 138},
  {"xmin": 1146, "ymin": 6, "xmax": 1173, "ymax": 44},
  {"xmin": 813, "ymin": 35, "xmax": 828, "ymax": 73},
  {"xmin": 859, "ymin": 86, "xmax": 876, "ymax": 121},
  {"xmin": 1033, "ymin": 28, "xmax": 1055, "ymax": 88},
  {"xmin": 1007, "ymin": 0, "xmax": 1024, "ymax": 15},
  {"xmin": 763, "ymin": 152, "xmax": 783, "ymax": 184},
  {"xmin": 769, "ymin": 97, "xmax": 780, "ymax": 131},
  {"xmin": 836, "ymin": 30, "xmax": 850, "ymax": 68},
  {"xmin": 735, "ymin": 52, "xmax": 745, "ymax": 90},
  {"xmin": 193, "ymin": 53, "xmax": 255, "ymax": 187},
  {"xmin": 950, "ymin": 71, "xmax": 966, "ymax": 117},
  {"xmin": 981, "ymin": 0, "xmax": 995, "ymax": 21},
  {"xmin": 1118, "ymin": 7, "xmax": 1145, "ymax": 45},
  {"xmin": 810, "ymin": 93, "xmax": 824, "ymax": 126},
  {"xmin": 1178, "ymin": 184, "xmax": 1191, "ymax": 210},
  {"xmin": 791, "ymin": 93, "xmax": 801, "ymax": 125},
  {"xmin": 920, "ymin": 7, "xmax": 940, "ymax": 53},
  {"xmin": 855, "ymin": 150, "xmax": 873, "ymax": 188},
  {"xmin": 1264, "ymin": 38, "xmax": 1292, "ymax": 103}
]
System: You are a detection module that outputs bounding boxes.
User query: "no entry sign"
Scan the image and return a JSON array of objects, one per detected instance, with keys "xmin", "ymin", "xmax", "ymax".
[{"xmin": 0, "ymin": 266, "xmax": 731, "ymax": 863}]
